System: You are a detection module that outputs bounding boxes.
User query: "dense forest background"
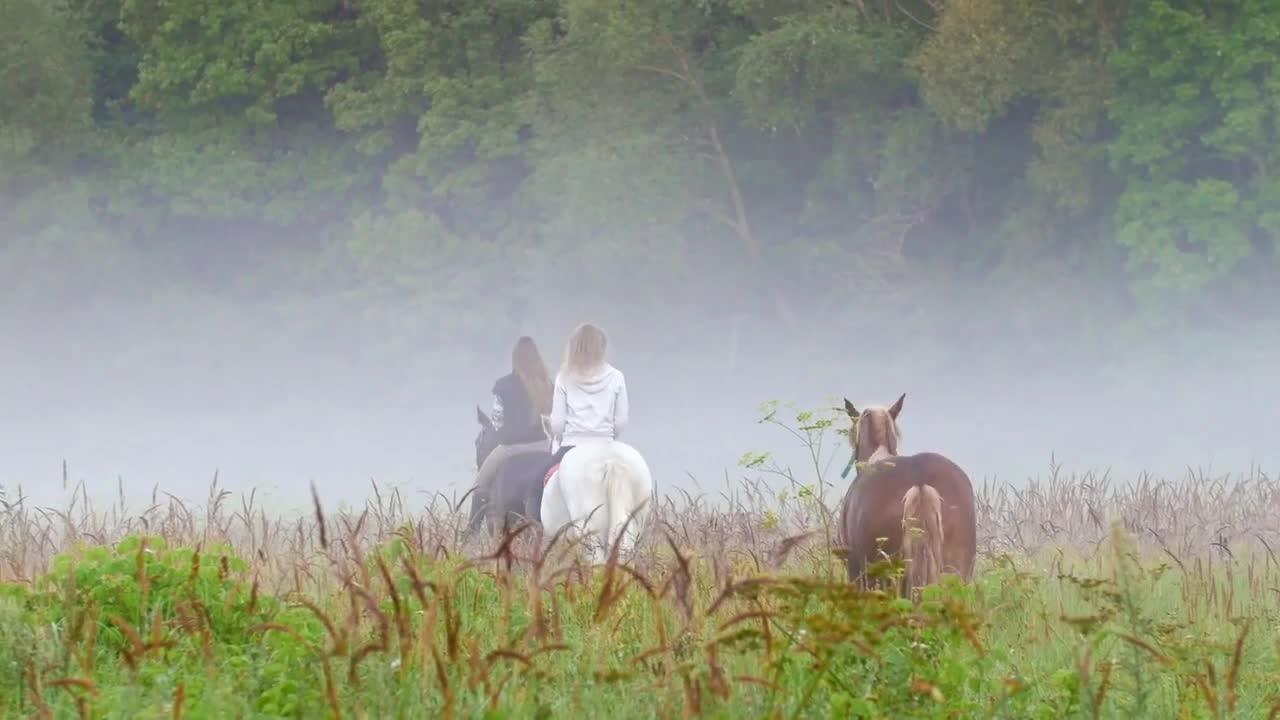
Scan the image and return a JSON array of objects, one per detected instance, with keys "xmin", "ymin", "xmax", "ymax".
[
  {"xmin": 7, "ymin": 0, "xmax": 1279, "ymax": 345},
  {"xmin": 3, "ymin": 0, "xmax": 1280, "ymax": 503}
]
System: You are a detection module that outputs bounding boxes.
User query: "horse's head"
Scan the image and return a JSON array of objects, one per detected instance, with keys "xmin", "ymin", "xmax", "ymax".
[
  {"xmin": 475, "ymin": 405, "xmax": 500, "ymax": 469},
  {"xmin": 843, "ymin": 394, "xmax": 904, "ymax": 464}
]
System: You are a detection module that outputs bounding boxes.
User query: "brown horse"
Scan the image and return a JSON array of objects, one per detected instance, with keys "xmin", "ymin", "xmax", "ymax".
[{"xmin": 836, "ymin": 394, "xmax": 977, "ymax": 598}]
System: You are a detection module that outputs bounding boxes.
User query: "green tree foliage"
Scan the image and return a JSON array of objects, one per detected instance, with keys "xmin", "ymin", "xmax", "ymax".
[
  {"xmin": 0, "ymin": 0, "xmax": 93, "ymax": 198},
  {"xmin": 326, "ymin": 0, "xmax": 556, "ymax": 230},
  {"xmin": 112, "ymin": 0, "xmax": 367, "ymax": 227},
  {"xmin": 1106, "ymin": 0, "xmax": 1280, "ymax": 308},
  {"xmin": 0, "ymin": 0, "xmax": 120, "ymax": 309},
  {"xmin": 3, "ymin": 0, "xmax": 1278, "ymax": 358}
]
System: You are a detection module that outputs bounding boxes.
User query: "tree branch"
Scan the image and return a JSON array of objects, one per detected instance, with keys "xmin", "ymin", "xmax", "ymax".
[
  {"xmin": 894, "ymin": 0, "xmax": 938, "ymax": 31},
  {"xmin": 642, "ymin": 31, "xmax": 802, "ymax": 332},
  {"xmin": 634, "ymin": 64, "xmax": 692, "ymax": 86},
  {"xmin": 693, "ymin": 198, "xmax": 745, "ymax": 236}
]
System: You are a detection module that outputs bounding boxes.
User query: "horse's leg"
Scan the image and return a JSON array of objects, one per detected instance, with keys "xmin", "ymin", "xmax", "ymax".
[
  {"xmin": 558, "ymin": 454, "xmax": 610, "ymax": 566},
  {"xmin": 601, "ymin": 498, "xmax": 629, "ymax": 564},
  {"xmin": 488, "ymin": 487, "xmax": 501, "ymax": 536},
  {"xmin": 494, "ymin": 477, "xmax": 517, "ymax": 541},
  {"xmin": 623, "ymin": 468, "xmax": 654, "ymax": 558},
  {"xmin": 845, "ymin": 545, "xmax": 866, "ymax": 586},
  {"xmin": 539, "ymin": 473, "xmax": 572, "ymax": 552},
  {"xmin": 463, "ymin": 488, "xmax": 488, "ymax": 541},
  {"xmin": 472, "ymin": 446, "xmax": 518, "ymax": 538},
  {"xmin": 848, "ymin": 547, "xmax": 896, "ymax": 594},
  {"xmin": 588, "ymin": 532, "xmax": 610, "ymax": 566},
  {"xmin": 602, "ymin": 481, "xmax": 645, "ymax": 565},
  {"xmin": 594, "ymin": 497, "xmax": 619, "ymax": 566},
  {"xmin": 496, "ymin": 476, "xmax": 522, "ymax": 538},
  {"xmin": 932, "ymin": 486, "xmax": 975, "ymax": 582},
  {"xmin": 610, "ymin": 498, "xmax": 649, "ymax": 561},
  {"xmin": 575, "ymin": 498, "xmax": 610, "ymax": 566},
  {"xmin": 524, "ymin": 483, "xmax": 543, "ymax": 528},
  {"xmin": 503, "ymin": 509, "xmax": 524, "ymax": 542}
]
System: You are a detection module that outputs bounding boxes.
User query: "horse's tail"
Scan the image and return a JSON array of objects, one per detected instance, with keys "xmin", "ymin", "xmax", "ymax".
[
  {"xmin": 601, "ymin": 447, "xmax": 653, "ymax": 556},
  {"xmin": 901, "ymin": 483, "xmax": 944, "ymax": 597}
]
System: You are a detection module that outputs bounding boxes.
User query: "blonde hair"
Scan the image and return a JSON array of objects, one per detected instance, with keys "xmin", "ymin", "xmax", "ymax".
[
  {"xmin": 562, "ymin": 322, "xmax": 608, "ymax": 379},
  {"xmin": 512, "ymin": 336, "xmax": 552, "ymax": 417}
]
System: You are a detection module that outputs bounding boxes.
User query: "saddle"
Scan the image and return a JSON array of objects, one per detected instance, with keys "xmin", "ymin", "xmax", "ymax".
[{"xmin": 541, "ymin": 443, "xmax": 578, "ymax": 486}]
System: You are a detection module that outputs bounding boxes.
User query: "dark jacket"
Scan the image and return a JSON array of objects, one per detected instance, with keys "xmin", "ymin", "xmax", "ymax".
[{"xmin": 493, "ymin": 373, "xmax": 548, "ymax": 445}]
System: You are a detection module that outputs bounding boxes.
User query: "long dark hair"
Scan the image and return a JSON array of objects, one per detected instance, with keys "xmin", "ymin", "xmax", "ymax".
[{"xmin": 512, "ymin": 336, "xmax": 552, "ymax": 418}]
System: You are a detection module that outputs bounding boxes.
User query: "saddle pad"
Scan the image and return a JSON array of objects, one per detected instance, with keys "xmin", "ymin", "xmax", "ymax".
[{"xmin": 543, "ymin": 463, "xmax": 560, "ymax": 487}]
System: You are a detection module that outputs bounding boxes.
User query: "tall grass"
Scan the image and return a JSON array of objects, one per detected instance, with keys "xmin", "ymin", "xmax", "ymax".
[{"xmin": 1, "ymin": 403, "xmax": 1277, "ymax": 718}]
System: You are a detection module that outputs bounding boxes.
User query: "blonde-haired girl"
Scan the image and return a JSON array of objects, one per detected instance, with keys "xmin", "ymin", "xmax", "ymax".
[{"xmin": 547, "ymin": 322, "xmax": 629, "ymax": 462}]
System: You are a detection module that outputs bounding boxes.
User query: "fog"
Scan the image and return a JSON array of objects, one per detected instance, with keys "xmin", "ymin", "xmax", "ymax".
[{"xmin": 2, "ymin": 282, "xmax": 1276, "ymax": 518}]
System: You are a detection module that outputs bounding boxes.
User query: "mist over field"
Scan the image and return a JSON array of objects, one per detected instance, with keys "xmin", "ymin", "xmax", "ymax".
[
  {"xmin": 4, "ymin": 0, "xmax": 1280, "ymax": 516},
  {"xmin": 3, "ymin": 285, "xmax": 1277, "ymax": 514}
]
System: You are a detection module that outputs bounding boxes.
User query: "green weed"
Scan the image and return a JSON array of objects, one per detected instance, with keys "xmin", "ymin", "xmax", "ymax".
[{"xmin": 1, "ymin": 405, "xmax": 1278, "ymax": 718}]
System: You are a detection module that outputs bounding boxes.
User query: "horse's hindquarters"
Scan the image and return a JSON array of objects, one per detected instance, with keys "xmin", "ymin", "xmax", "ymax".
[
  {"xmin": 840, "ymin": 452, "xmax": 978, "ymax": 591},
  {"xmin": 548, "ymin": 440, "xmax": 654, "ymax": 564}
]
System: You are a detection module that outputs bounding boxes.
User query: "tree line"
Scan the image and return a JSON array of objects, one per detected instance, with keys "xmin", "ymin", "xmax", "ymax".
[{"xmin": 3, "ymin": 0, "xmax": 1277, "ymax": 372}]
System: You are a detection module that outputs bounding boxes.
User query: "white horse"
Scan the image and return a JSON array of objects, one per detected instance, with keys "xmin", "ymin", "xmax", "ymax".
[{"xmin": 538, "ymin": 416, "xmax": 656, "ymax": 565}]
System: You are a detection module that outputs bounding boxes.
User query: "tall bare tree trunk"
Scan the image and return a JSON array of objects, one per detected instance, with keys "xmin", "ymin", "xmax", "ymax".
[{"xmin": 637, "ymin": 39, "xmax": 801, "ymax": 334}]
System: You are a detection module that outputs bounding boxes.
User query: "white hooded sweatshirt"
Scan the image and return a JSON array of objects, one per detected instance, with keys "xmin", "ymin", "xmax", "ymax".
[{"xmin": 548, "ymin": 363, "xmax": 629, "ymax": 447}]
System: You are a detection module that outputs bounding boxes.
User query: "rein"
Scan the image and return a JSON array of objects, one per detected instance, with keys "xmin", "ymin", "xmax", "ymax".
[{"xmin": 840, "ymin": 452, "xmax": 857, "ymax": 480}]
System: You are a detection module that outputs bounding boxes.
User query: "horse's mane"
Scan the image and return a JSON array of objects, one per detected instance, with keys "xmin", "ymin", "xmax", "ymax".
[{"xmin": 853, "ymin": 405, "xmax": 901, "ymax": 462}]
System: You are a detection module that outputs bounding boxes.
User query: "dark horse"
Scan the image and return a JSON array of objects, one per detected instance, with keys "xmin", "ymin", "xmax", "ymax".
[
  {"xmin": 465, "ymin": 407, "xmax": 554, "ymax": 540},
  {"xmin": 836, "ymin": 394, "xmax": 977, "ymax": 598}
]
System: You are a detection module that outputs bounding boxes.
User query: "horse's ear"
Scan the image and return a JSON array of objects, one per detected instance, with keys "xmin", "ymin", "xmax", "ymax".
[
  {"xmin": 888, "ymin": 393, "xmax": 905, "ymax": 420},
  {"xmin": 476, "ymin": 405, "xmax": 494, "ymax": 430},
  {"xmin": 843, "ymin": 398, "xmax": 859, "ymax": 419}
]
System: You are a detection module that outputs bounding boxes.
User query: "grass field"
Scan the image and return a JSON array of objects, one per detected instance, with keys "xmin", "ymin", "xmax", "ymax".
[{"xmin": 2, "ymin": 405, "xmax": 1278, "ymax": 719}]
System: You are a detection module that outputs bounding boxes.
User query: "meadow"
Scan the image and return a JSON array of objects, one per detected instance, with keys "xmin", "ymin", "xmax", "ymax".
[{"xmin": 2, "ymin": 404, "xmax": 1278, "ymax": 719}]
